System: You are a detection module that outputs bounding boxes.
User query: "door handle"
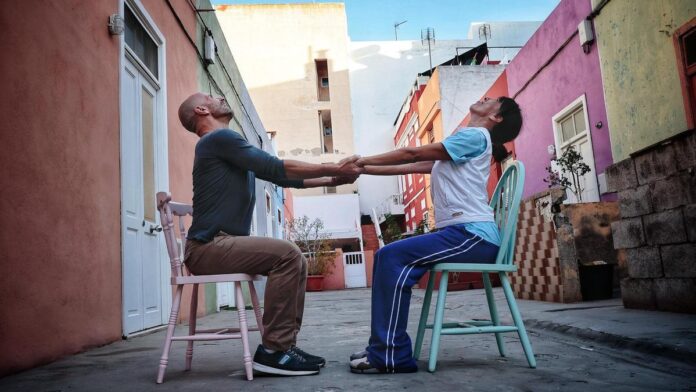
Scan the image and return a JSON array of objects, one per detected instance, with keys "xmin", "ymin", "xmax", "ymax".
[{"xmin": 149, "ymin": 224, "xmax": 162, "ymax": 234}]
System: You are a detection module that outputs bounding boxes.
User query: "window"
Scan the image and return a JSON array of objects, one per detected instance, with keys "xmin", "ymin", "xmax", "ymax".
[
  {"xmin": 325, "ymin": 186, "xmax": 337, "ymax": 194},
  {"xmin": 265, "ymin": 192, "xmax": 272, "ymax": 214},
  {"xmin": 557, "ymin": 106, "xmax": 587, "ymax": 143},
  {"xmin": 674, "ymin": 19, "xmax": 696, "ymax": 128},
  {"xmin": 420, "ymin": 199, "xmax": 426, "ymax": 210},
  {"xmin": 318, "ymin": 110, "xmax": 334, "ymax": 153},
  {"xmin": 410, "ymin": 207, "xmax": 416, "ymax": 218},
  {"xmin": 277, "ymin": 209, "xmax": 282, "ymax": 226},
  {"xmin": 406, "ymin": 174, "xmax": 412, "ymax": 187},
  {"xmin": 124, "ymin": 4, "xmax": 158, "ymax": 79},
  {"xmin": 315, "ymin": 59, "xmax": 330, "ymax": 101},
  {"xmin": 427, "ymin": 128, "xmax": 435, "ymax": 144}
]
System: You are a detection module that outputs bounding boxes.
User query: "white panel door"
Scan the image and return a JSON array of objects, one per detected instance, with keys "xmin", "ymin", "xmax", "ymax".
[
  {"xmin": 552, "ymin": 95, "xmax": 600, "ymax": 204},
  {"xmin": 563, "ymin": 136, "xmax": 599, "ymax": 203},
  {"xmin": 344, "ymin": 252, "xmax": 367, "ymax": 288},
  {"xmin": 121, "ymin": 60, "xmax": 163, "ymax": 334}
]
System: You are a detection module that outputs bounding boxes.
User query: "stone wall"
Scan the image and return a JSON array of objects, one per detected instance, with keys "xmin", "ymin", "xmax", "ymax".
[{"xmin": 605, "ymin": 131, "xmax": 696, "ymax": 313}]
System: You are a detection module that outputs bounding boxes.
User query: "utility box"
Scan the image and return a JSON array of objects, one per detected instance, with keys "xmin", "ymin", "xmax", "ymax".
[{"xmin": 578, "ymin": 19, "xmax": 594, "ymax": 46}]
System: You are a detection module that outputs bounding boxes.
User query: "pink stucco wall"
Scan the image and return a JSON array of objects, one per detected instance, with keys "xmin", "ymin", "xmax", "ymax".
[
  {"xmin": 0, "ymin": 0, "xmax": 202, "ymax": 376},
  {"xmin": 506, "ymin": 0, "xmax": 613, "ymax": 199}
]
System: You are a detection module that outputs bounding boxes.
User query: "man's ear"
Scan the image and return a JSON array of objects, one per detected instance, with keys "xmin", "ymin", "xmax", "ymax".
[{"xmin": 194, "ymin": 105, "xmax": 210, "ymax": 116}]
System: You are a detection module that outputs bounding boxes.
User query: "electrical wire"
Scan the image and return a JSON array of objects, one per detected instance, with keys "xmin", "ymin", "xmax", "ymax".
[{"xmin": 182, "ymin": 0, "xmax": 265, "ymax": 146}]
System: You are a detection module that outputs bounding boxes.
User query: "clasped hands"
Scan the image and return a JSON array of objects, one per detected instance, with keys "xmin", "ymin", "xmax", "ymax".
[{"xmin": 331, "ymin": 155, "xmax": 366, "ymax": 186}]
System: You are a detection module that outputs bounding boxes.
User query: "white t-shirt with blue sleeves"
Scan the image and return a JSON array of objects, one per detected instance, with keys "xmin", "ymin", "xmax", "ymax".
[{"xmin": 433, "ymin": 127, "xmax": 501, "ymax": 246}]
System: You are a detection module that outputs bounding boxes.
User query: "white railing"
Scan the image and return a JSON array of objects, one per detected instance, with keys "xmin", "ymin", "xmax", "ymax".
[{"xmin": 374, "ymin": 194, "xmax": 405, "ymax": 223}]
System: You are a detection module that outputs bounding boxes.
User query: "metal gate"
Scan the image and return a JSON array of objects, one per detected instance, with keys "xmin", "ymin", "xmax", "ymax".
[{"xmin": 343, "ymin": 252, "xmax": 367, "ymax": 288}]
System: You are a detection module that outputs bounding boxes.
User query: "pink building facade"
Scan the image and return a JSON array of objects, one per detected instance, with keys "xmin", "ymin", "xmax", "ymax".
[{"xmin": 505, "ymin": 0, "xmax": 614, "ymax": 201}]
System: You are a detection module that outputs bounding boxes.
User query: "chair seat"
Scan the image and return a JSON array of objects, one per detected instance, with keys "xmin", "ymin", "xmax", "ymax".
[
  {"xmin": 430, "ymin": 263, "xmax": 517, "ymax": 272},
  {"xmin": 172, "ymin": 273, "xmax": 263, "ymax": 285}
]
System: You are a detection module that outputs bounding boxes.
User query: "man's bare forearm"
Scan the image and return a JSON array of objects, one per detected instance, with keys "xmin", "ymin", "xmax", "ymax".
[
  {"xmin": 363, "ymin": 161, "xmax": 434, "ymax": 175},
  {"xmin": 283, "ymin": 160, "xmax": 339, "ymax": 179},
  {"xmin": 283, "ymin": 157, "xmax": 361, "ymax": 179},
  {"xmin": 302, "ymin": 177, "xmax": 334, "ymax": 188}
]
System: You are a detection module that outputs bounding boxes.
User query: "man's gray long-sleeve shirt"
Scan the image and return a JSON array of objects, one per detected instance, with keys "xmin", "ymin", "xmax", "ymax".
[{"xmin": 187, "ymin": 129, "xmax": 304, "ymax": 243}]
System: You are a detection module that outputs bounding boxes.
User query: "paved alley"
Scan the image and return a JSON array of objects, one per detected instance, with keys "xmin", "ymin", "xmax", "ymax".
[{"xmin": 2, "ymin": 288, "xmax": 694, "ymax": 392}]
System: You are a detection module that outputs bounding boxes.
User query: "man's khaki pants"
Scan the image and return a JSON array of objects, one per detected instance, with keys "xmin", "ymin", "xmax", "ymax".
[{"xmin": 185, "ymin": 233, "xmax": 307, "ymax": 351}]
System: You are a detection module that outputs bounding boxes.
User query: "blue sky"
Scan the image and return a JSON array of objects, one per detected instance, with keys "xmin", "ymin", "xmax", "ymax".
[{"xmin": 211, "ymin": 0, "xmax": 560, "ymax": 41}]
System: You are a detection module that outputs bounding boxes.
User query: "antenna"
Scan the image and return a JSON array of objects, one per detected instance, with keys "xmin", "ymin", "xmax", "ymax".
[
  {"xmin": 394, "ymin": 20, "xmax": 407, "ymax": 40},
  {"xmin": 421, "ymin": 27, "xmax": 435, "ymax": 73},
  {"xmin": 478, "ymin": 23, "xmax": 492, "ymax": 42}
]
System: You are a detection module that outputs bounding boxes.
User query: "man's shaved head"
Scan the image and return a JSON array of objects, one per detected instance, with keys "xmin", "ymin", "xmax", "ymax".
[
  {"xmin": 178, "ymin": 93, "xmax": 207, "ymax": 133},
  {"xmin": 178, "ymin": 92, "xmax": 233, "ymax": 133}
]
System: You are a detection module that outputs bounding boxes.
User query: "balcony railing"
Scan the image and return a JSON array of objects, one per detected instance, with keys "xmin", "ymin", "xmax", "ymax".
[{"xmin": 374, "ymin": 194, "xmax": 405, "ymax": 223}]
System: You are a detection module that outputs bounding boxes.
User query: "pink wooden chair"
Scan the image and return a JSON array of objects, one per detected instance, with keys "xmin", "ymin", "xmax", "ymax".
[{"xmin": 156, "ymin": 192, "xmax": 264, "ymax": 383}]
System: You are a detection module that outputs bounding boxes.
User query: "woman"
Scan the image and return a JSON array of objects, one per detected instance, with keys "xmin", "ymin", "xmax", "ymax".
[{"xmin": 350, "ymin": 96, "xmax": 523, "ymax": 374}]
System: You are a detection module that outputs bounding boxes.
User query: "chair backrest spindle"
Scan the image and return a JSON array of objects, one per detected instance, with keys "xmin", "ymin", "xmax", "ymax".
[
  {"xmin": 157, "ymin": 192, "xmax": 194, "ymax": 279},
  {"xmin": 489, "ymin": 162, "xmax": 525, "ymax": 266}
]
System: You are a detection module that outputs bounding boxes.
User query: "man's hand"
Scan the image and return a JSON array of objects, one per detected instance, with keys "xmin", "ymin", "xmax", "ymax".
[{"xmin": 337, "ymin": 155, "xmax": 363, "ymax": 177}]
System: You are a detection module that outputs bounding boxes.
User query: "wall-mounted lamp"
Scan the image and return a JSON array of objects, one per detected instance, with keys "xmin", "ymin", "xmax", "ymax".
[
  {"xmin": 547, "ymin": 144, "xmax": 556, "ymax": 157},
  {"xmin": 595, "ymin": 121, "xmax": 603, "ymax": 129},
  {"xmin": 108, "ymin": 14, "xmax": 124, "ymax": 35}
]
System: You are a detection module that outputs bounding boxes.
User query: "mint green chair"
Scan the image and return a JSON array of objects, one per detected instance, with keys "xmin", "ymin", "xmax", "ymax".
[{"xmin": 413, "ymin": 161, "xmax": 536, "ymax": 371}]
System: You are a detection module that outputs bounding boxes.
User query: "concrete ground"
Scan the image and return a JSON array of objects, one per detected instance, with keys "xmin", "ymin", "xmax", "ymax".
[{"xmin": 2, "ymin": 288, "xmax": 695, "ymax": 392}]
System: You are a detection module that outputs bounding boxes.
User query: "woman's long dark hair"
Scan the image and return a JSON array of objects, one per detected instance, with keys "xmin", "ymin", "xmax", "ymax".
[{"xmin": 490, "ymin": 97, "xmax": 522, "ymax": 163}]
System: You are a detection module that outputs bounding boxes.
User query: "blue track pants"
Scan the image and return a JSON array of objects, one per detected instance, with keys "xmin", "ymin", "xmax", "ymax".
[{"xmin": 366, "ymin": 225, "xmax": 499, "ymax": 372}]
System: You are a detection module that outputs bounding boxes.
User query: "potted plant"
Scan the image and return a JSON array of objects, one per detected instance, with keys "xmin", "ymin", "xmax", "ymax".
[
  {"xmin": 286, "ymin": 216, "xmax": 335, "ymax": 291},
  {"xmin": 543, "ymin": 145, "xmax": 591, "ymax": 202}
]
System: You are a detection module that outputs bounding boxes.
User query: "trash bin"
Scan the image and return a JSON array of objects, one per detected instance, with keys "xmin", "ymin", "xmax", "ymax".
[{"xmin": 579, "ymin": 262, "xmax": 614, "ymax": 301}]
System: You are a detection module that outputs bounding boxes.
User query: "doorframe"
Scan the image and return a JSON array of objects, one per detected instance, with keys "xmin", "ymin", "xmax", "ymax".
[
  {"xmin": 550, "ymin": 94, "xmax": 599, "ymax": 203},
  {"xmin": 673, "ymin": 17, "xmax": 696, "ymax": 129},
  {"xmin": 118, "ymin": 0, "xmax": 171, "ymax": 336}
]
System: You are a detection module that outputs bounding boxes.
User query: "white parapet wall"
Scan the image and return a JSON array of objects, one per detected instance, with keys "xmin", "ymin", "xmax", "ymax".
[{"xmin": 293, "ymin": 194, "xmax": 362, "ymax": 240}]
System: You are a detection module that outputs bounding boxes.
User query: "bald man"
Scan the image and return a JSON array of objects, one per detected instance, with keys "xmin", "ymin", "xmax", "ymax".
[{"xmin": 178, "ymin": 93, "xmax": 361, "ymax": 376}]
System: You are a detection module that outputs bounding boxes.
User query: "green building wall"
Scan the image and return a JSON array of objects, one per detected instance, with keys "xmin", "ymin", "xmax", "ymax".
[{"xmin": 592, "ymin": 0, "xmax": 696, "ymax": 160}]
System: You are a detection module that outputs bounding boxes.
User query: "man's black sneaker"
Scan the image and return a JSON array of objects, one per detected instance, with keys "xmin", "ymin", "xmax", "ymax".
[
  {"xmin": 252, "ymin": 345, "xmax": 320, "ymax": 376},
  {"xmin": 291, "ymin": 346, "xmax": 326, "ymax": 367}
]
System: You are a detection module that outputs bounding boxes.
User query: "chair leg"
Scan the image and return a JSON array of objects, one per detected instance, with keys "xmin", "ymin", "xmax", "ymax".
[
  {"xmin": 483, "ymin": 273, "xmax": 505, "ymax": 357},
  {"xmin": 248, "ymin": 281, "xmax": 264, "ymax": 336},
  {"xmin": 185, "ymin": 283, "xmax": 199, "ymax": 371},
  {"xmin": 235, "ymin": 282, "xmax": 254, "ymax": 381},
  {"xmin": 499, "ymin": 272, "xmax": 536, "ymax": 368},
  {"xmin": 428, "ymin": 271, "xmax": 449, "ymax": 372},
  {"xmin": 414, "ymin": 271, "xmax": 435, "ymax": 360},
  {"xmin": 157, "ymin": 285, "xmax": 183, "ymax": 384}
]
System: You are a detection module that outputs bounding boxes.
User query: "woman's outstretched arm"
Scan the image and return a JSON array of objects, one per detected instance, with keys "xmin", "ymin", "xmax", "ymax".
[
  {"xmin": 356, "ymin": 143, "xmax": 450, "ymax": 167},
  {"xmin": 362, "ymin": 161, "xmax": 434, "ymax": 175}
]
